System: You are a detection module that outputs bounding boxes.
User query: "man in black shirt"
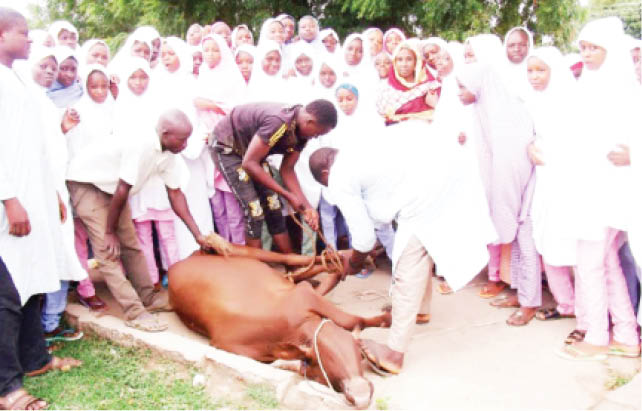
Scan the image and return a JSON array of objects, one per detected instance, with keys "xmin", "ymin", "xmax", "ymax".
[{"xmin": 209, "ymin": 99, "xmax": 337, "ymax": 252}]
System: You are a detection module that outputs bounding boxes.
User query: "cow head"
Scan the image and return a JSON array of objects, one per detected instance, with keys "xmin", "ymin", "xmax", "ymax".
[{"xmin": 297, "ymin": 319, "xmax": 373, "ymax": 409}]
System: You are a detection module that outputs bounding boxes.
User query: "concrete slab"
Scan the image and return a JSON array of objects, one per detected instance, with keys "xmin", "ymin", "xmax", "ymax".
[{"xmin": 68, "ymin": 262, "xmax": 641, "ymax": 409}]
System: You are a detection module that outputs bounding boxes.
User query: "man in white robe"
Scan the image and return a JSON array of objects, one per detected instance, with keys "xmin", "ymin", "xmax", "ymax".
[
  {"xmin": 308, "ymin": 121, "xmax": 497, "ymax": 374},
  {"xmin": 0, "ymin": 8, "xmax": 80, "ymax": 409}
]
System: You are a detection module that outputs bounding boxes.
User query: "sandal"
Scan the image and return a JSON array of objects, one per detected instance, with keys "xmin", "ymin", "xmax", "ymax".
[
  {"xmin": 564, "ymin": 330, "xmax": 586, "ymax": 345},
  {"xmin": 506, "ymin": 309, "xmax": 534, "ymax": 326},
  {"xmin": 437, "ymin": 282, "xmax": 453, "ymax": 295},
  {"xmin": 125, "ymin": 314, "xmax": 168, "ymax": 332},
  {"xmin": 556, "ymin": 342, "xmax": 607, "ymax": 361},
  {"xmin": 0, "ymin": 388, "xmax": 47, "ymax": 410},
  {"xmin": 535, "ymin": 307, "xmax": 574, "ymax": 321},
  {"xmin": 25, "ymin": 356, "xmax": 82, "ymax": 377},
  {"xmin": 479, "ymin": 282, "xmax": 506, "ymax": 298},
  {"xmin": 44, "ymin": 327, "xmax": 83, "ymax": 344},
  {"xmin": 608, "ymin": 342, "xmax": 641, "ymax": 358},
  {"xmin": 490, "ymin": 295, "xmax": 519, "ymax": 308}
]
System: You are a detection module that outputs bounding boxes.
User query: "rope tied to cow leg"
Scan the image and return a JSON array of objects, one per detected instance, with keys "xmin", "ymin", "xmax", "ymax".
[
  {"xmin": 287, "ymin": 212, "xmax": 343, "ymax": 279},
  {"xmin": 313, "ymin": 318, "xmax": 333, "ymax": 389}
]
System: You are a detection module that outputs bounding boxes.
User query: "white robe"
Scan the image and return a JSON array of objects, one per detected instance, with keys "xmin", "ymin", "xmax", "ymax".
[
  {"xmin": 326, "ymin": 121, "xmax": 497, "ymax": 291},
  {"xmin": 0, "ymin": 64, "xmax": 66, "ymax": 305}
]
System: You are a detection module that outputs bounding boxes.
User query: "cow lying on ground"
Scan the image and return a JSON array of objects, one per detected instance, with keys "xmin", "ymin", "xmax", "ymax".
[{"xmin": 168, "ymin": 252, "xmax": 391, "ymax": 409}]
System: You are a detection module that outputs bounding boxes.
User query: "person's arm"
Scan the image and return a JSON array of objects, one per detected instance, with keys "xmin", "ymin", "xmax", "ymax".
[
  {"xmin": 241, "ymin": 135, "xmax": 301, "ymax": 208},
  {"xmin": 104, "ymin": 179, "xmax": 132, "ymax": 260},
  {"xmin": 425, "ymin": 88, "xmax": 439, "ymax": 108},
  {"xmin": 166, "ymin": 187, "xmax": 210, "ymax": 249},
  {"xmin": 193, "ymin": 97, "xmax": 226, "ymax": 115},
  {"xmin": 280, "ymin": 150, "xmax": 319, "ymax": 230}
]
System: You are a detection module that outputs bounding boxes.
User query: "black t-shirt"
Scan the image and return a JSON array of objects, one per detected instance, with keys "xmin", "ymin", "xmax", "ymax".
[{"xmin": 211, "ymin": 102, "xmax": 306, "ymax": 157}]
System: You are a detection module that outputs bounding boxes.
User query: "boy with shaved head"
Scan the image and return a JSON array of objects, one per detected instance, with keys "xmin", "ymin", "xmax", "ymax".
[
  {"xmin": 0, "ymin": 8, "xmax": 81, "ymax": 410},
  {"xmin": 65, "ymin": 108, "xmax": 211, "ymax": 332}
]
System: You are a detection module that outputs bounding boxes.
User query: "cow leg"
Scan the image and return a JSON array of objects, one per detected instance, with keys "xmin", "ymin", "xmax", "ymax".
[{"xmin": 297, "ymin": 283, "xmax": 391, "ymax": 330}]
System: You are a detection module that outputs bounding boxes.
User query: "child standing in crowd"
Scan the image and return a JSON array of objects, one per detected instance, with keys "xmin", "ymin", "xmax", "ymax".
[
  {"xmin": 46, "ymin": 47, "xmax": 82, "ymax": 108},
  {"xmin": 234, "ymin": 44, "xmax": 255, "ymax": 85},
  {"xmin": 48, "ymin": 20, "xmax": 78, "ymax": 49}
]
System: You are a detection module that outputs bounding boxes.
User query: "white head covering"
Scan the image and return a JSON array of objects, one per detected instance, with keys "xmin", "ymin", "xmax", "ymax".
[
  {"xmin": 29, "ymin": 29, "xmax": 54, "ymax": 48},
  {"xmin": 109, "ymin": 30, "xmax": 153, "ymax": 74},
  {"xmin": 134, "ymin": 26, "xmax": 161, "ymax": 46},
  {"xmin": 362, "ymin": 27, "xmax": 383, "ymax": 56},
  {"xmin": 313, "ymin": 54, "xmax": 343, "ymax": 101},
  {"xmin": 502, "ymin": 27, "xmax": 534, "ymax": 97},
  {"xmin": 160, "ymin": 37, "xmax": 193, "ymax": 76},
  {"xmin": 258, "ymin": 18, "xmax": 283, "ymax": 47},
  {"xmin": 503, "ymin": 27, "xmax": 534, "ymax": 55},
  {"xmin": 48, "ymin": 20, "xmax": 78, "ymax": 47},
  {"xmin": 231, "ymin": 24, "xmax": 254, "ymax": 49},
  {"xmin": 21, "ymin": 46, "xmax": 58, "ymax": 89},
  {"xmin": 80, "ymin": 39, "xmax": 110, "ymax": 66},
  {"xmin": 287, "ymin": 40, "xmax": 318, "ymax": 103},
  {"xmin": 248, "ymin": 39, "xmax": 289, "ymax": 103},
  {"xmin": 314, "ymin": 28, "xmax": 341, "ymax": 57},
  {"xmin": 563, "ymin": 52, "xmax": 582, "ymax": 68},
  {"xmin": 198, "ymin": 34, "xmax": 247, "ymax": 110},
  {"xmin": 383, "ymin": 28, "xmax": 406, "ymax": 55},
  {"xmin": 115, "ymin": 57, "xmax": 158, "ymax": 141},
  {"xmin": 287, "ymin": 40, "xmax": 317, "ymax": 78},
  {"xmin": 466, "ymin": 34, "xmax": 504, "ymax": 66},
  {"xmin": 341, "ymin": 33, "xmax": 375, "ymax": 79}
]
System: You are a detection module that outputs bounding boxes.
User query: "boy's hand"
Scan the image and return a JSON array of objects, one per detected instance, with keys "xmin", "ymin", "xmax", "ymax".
[
  {"xmin": 103, "ymin": 233, "xmax": 120, "ymax": 260},
  {"xmin": 303, "ymin": 208, "xmax": 319, "ymax": 231},
  {"xmin": 4, "ymin": 198, "xmax": 30, "ymax": 236},
  {"xmin": 607, "ymin": 144, "xmax": 630, "ymax": 166},
  {"xmin": 284, "ymin": 191, "xmax": 304, "ymax": 214},
  {"xmin": 62, "ymin": 108, "xmax": 80, "ymax": 133},
  {"xmin": 527, "ymin": 142, "xmax": 544, "ymax": 166}
]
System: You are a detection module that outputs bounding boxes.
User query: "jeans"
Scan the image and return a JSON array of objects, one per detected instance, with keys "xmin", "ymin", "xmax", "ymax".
[
  {"xmin": 0, "ymin": 257, "xmax": 51, "ymax": 396},
  {"xmin": 41, "ymin": 280, "xmax": 69, "ymax": 333}
]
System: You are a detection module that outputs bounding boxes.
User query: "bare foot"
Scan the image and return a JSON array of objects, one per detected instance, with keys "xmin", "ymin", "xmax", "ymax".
[
  {"xmin": 479, "ymin": 281, "xmax": 506, "ymax": 298},
  {"xmin": 359, "ymin": 339, "xmax": 403, "ymax": 374}
]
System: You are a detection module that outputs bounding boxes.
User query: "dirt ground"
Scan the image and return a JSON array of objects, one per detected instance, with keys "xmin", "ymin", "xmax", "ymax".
[{"xmin": 76, "ymin": 258, "xmax": 641, "ymax": 410}]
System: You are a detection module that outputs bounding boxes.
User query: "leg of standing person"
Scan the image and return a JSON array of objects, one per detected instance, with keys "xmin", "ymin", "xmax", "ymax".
[
  {"xmin": 319, "ymin": 195, "xmax": 339, "ymax": 249},
  {"xmin": 360, "ymin": 236, "xmax": 432, "ymax": 374},
  {"xmin": 134, "ymin": 220, "xmax": 160, "ymax": 285},
  {"xmin": 0, "ymin": 257, "xmax": 51, "ymax": 405},
  {"xmin": 210, "ymin": 190, "xmax": 231, "ymax": 241},
  {"xmin": 618, "ymin": 241, "xmax": 640, "ymax": 314},
  {"xmin": 542, "ymin": 264, "xmax": 576, "ymax": 316},
  {"xmin": 223, "ymin": 191, "xmax": 246, "ymax": 245},
  {"xmin": 156, "ymin": 219, "xmax": 180, "ymax": 269}
]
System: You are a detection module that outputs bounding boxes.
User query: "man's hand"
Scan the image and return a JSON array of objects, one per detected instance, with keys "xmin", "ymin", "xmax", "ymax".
[
  {"xmin": 103, "ymin": 232, "xmax": 120, "ymax": 261},
  {"xmin": 57, "ymin": 192, "xmax": 67, "ymax": 223},
  {"xmin": 527, "ymin": 142, "xmax": 544, "ymax": 166},
  {"xmin": 607, "ymin": 144, "xmax": 631, "ymax": 167},
  {"xmin": 4, "ymin": 198, "xmax": 31, "ymax": 237},
  {"xmin": 284, "ymin": 191, "xmax": 305, "ymax": 213},
  {"xmin": 196, "ymin": 234, "xmax": 215, "ymax": 253},
  {"xmin": 61, "ymin": 108, "xmax": 80, "ymax": 134},
  {"xmin": 303, "ymin": 208, "xmax": 319, "ymax": 231}
]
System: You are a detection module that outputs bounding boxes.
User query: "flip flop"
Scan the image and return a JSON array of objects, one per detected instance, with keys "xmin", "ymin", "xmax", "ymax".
[
  {"xmin": 506, "ymin": 309, "xmax": 534, "ymax": 326},
  {"xmin": 437, "ymin": 282, "xmax": 453, "ymax": 295},
  {"xmin": 555, "ymin": 343, "xmax": 607, "ymax": 362},
  {"xmin": 535, "ymin": 307, "xmax": 574, "ymax": 321},
  {"xmin": 0, "ymin": 388, "xmax": 47, "ymax": 410},
  {"xmin": 564, "ymin": 330, "xmax": 586, "ymax": 345},
  {"xmin": 490, "ymin": 295, "xmax": 519, "ymax": 308}
]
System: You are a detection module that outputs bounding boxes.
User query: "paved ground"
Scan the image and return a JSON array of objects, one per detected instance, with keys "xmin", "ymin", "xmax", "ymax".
[{"xmin": 67, "ymin": 259, "xmax": 641, "ymax": 409}]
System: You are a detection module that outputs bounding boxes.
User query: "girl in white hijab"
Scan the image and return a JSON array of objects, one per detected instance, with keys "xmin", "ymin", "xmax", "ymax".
[
  {"xmin": 286, "ymin": 40, "xmax": 317, "ymax": 103},
  {"xmin": 234, "ymin": 44, "xmax": 255, "ymax": 87},
  {"xmin": 231, "ymin": 24, "xmax": 254, "ymax": 49},
  {"xmin": 558, "ymin": 17, "xmax": 640, "ymax": 360},
  {"xmin": 363, "ymin": 27, "xmax": 384, "ymax": 57},
  {"xmin": 49, "ymin": 20, "xmax": 78, "ymax": 49},
  {"xmin": 116, "ymin": 57, "xmax": 182, "ymax": 286},
  {"xmin": 341, "ymin": 33, "xmax": 378, "ymax": 91},
  {"xmin": 257, "ymin": 18, "xmax": 286, "ymax": 47},
  {"xmin": 383, "ymin": 28, "xmax": 405, "ymax": 55},
  {"xmin": 30, "ymin": 29, "xmax": 55, "ymax": 47},
  {"xmin": 248, "ymin": 40, "xmax": 290, "ymax": 103},
  {"xmin": 314, "ymin": 28, "xmax": 341, "ymax": 57},
  {"xmin": 312, "ymin": 54, "xmax": 342, "ymax": 102},
  {"xmin": 193, "ymin": 33, "xmax": 247, "ymax": 246},
  {"xmin": 109, "ymin": 31, "xmax": 153, "ymax": 75},
  {"xmin": 27, "ymin": 46, "xmax": 89, "ymax": 337},
  {"xmin": 464, "ymin": 33, "xmax": 504, "ymax": 67},
  {"xmin": 420, "ymin": 36, "xmax": 448, "ymax": 77},
  {"xmin": 81, "ymin": 39, "xmax": 111, "ymax": 66},
  {"xmin": 521, "ymin": 47, "xmax": 586, "ymax": 339}
]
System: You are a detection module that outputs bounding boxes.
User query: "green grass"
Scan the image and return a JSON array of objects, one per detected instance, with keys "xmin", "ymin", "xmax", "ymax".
[
  {"xmin": 375, "ymin": 396, "xmax": 390, "ymax": 410},
  {"xmin": 22, "ymin": 336, "xmax": 277, "ymax": 410}
]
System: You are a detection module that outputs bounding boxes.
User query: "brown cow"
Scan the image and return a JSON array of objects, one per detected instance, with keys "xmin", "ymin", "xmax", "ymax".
[{"xmin": 168, "ymin": 252, "xmax": 391, "ymax": 409}]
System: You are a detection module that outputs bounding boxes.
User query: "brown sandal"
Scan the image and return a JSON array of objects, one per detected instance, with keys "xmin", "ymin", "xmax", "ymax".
[
  {"xmin": 381, "ymin": 304, "xmax": 431, "ymax": 324},
  {"xmin": 506, "ymin": 309, "xmax": 535, "ymax": 326},
  {"xmin": 0, "ymin": 388, "xmax": 48, "ymax": 410},
  {"xmin": 25, "ymin": 356, "xmax": 82, "ymax": 377},
  {"xmin": 564, "ymin": 329, "xmax": 586, "ymax": 345}
]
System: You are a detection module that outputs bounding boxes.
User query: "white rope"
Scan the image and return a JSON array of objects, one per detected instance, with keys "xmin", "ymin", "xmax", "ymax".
[{"xmin": 313, "ymin": 318, "xmax": 333, "ymax": 390}]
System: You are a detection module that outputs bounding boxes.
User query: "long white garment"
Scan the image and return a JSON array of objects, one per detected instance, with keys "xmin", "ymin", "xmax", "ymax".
[
  {"xmin": 286, "ymin": 40, "xmax": 317, "ymax": 104},
  {"xmin": 313, "ymin": 28, "xmax": 341, "ymax": 58},
  {"xmin": 312, "ymin": 55, "xmax": 343, "ymax": 102},
  {"xmin": 522, "ymin": 47, "xmax": 581, "ymax": 266},
  {"xmin": 26, "ymin": 49, "xmax": 88, "ymax": 283},
  {"xmin": 573, "ymin": 17, "xmax": 640, "ymax": 241},
  {"xmin": 0, "ymin": 63, "xmax": 66, "ymax": 305},
  {"xmin": 116, "ymin": 57, "xmax": 175, "ymax": 220},
  {"xmin": 326, "ymin": 122, "xmax": 497, "ymax": 291}
]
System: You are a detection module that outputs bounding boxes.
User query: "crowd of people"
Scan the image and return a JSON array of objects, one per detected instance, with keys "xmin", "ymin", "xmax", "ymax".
[{"xmin": 1, "ymin": 5, "xmax": 642, "ymax": 408}]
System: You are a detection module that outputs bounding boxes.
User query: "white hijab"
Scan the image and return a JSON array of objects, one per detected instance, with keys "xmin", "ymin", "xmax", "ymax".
[
  {"xmin": 383, "ymin": 28, "xmax": 406, "ymax": 55},
  {"xmin": 197, "ymin": 34, "xmax": 247, "ymax": 110},
  {"xmin": 29, "ymin": 29, "xmax": 53, "ymax": 48},
  {"xmin": 572, "ymin": 17, "xmax": 640, "ymax": 239},
  {"xmin": 109, "ymin": 29, "xmax": 153, "ymax": 74},
  {"xmin": 80, "ymin": 39, "xmax": 110, "ymax": 66},
  {"xmin": 503, "ymin": 26, "xmax": 534, "ymax": 98},
  {"xmin": 466, "ymin": 33, "xmax": 504, "ymax": 67},
  {"xmin": 313, "ymin": 54, "xmax": 343, "ymax": 102},
  {"xmin": 248, "ymin": 40, "xmax": 290, "ymax": 103},
  {"xmin": 314, "ymin": 28, "xmax": 341, "ymax": 57},
  {"xmin": 287, "ymin": 40, "xmax": 317, "ymax": 88},
  {"xmin": 48, "ymin": 20, "xmax": 78, "ymax": 47},
  {"xmin": 231, "ymin": 24, "xmax": 254, "ymax": 49},
  {"xmin": 114, "ymin": 57, "xmax": 158, "ymax": 142}
]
